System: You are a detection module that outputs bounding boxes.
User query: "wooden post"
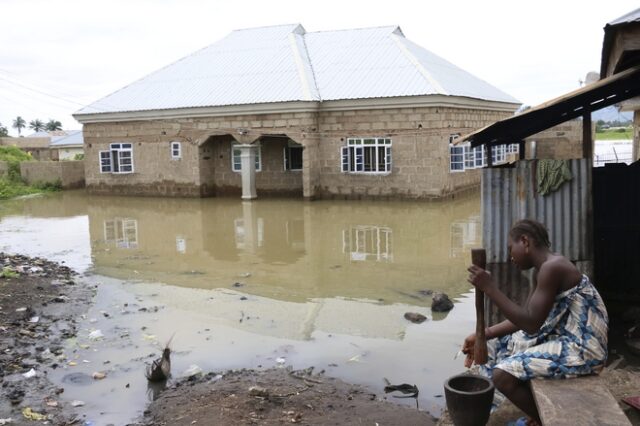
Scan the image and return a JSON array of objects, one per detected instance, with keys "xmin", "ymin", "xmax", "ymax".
[
  {"xmin": 583, "ymin": 111, "xmax": 593, "ymax": 160},
  {"xmin": 472, "ymin": 249, "xmax": 488, "ymax": 365},
  {"xmin": 486, "ymin": 143, "xmax": 493, "ymax": 167},
  {"xmin": 519, "ymin": 140, "xmax": 526, "ymax": 160}
]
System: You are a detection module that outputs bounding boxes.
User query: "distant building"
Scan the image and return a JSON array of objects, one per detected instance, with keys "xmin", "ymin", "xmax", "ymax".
[
  {"xmin": 49, "ymin": 130, "xmax": 84, "ymax": 160},
  {"xmin": 75, "ymin": 24, "xmax": 521, "ymax": 199}
]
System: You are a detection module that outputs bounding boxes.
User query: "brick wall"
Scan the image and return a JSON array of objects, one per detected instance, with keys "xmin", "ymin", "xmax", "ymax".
[{"xmin": 20, "ymin": 160, "xmax": 85, "ymax": 189}]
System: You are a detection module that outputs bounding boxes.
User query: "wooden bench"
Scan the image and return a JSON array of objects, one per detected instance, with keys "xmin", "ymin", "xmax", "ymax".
[{"xmin": 531, "ymin": 375, "xmax": 631, "ymax": 425}]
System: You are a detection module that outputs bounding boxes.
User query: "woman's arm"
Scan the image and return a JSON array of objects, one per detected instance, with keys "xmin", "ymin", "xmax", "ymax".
[
  {"xmin": 486, "ymin": 320, "xmax": 519, "ymax": 339},
  {"xmin": 468, "ymin": 262, "xmax": 561, "ymax": 334}
]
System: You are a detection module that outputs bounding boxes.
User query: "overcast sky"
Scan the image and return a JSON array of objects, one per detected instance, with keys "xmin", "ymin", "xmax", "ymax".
[{"xmin": 0, "ymin": 0, "xmax": 637, "ymax": 136}]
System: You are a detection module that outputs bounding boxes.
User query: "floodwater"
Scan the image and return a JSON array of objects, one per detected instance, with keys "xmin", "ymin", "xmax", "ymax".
[{"xmin": 0, "ymin": 191, "xmax": 482, "ymax": 425}]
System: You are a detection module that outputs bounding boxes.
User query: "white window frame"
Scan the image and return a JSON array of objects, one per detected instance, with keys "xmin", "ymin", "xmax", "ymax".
[
  {"xmin": 340, "ymin": 137, "xmax": 392, "ymax": 174},
  {"xmin": 283, "ymin": 140, "xmax": 303, "ymax": 171},
  {"xmin": 99, "ymin": 143, "xmax": 134, "ymax": 174},
  {"xmin": 231, "ymin": 143, "xmax": 261, "ymax": 172},
  {"xmin": 171, "ymin": 141, "xmax": 181, "ymax": 159}
]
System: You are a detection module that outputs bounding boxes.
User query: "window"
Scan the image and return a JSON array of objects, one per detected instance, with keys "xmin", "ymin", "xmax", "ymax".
[
  {"xmin": 450, "ymin": 144, "xmax": 465, "ymax": 172},
  {"xmin": 99, "ymin": 143, "xmax": 134, "ymax": 174},
  {"xmin": 449, "ymin": 134, "xmax": 519, "ymax": 172},
  {"xmin": 341, "ymin": 138, "xmax": 392, "ymax": 174},
  {"xmin": 171, "ymin": 141, "xmax": 181, "ymax": 159},
  {"xmin": 342, "ymin": 225, "xmax": 393, "ymax": 262},
  {"xmin": 232, "ymin": 143, "xmax": 261, "ymax": 172},
  {"xmin": 284, "ymin": 140, "xmax": 303, "ymax": 171}
]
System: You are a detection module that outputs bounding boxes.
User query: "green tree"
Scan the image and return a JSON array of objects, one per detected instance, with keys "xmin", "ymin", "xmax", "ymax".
[
  {"xmin": 45, "ymin": 119, "xmax": 62, "ymax": 131},
  {"xmin": 0, "ymin": 122, "xmax": 8, "ymax": 137},
  {"xmin": 12, "ymin": 116, "xmax": 26, "ymax": 136},
  {"xmin": 29, "ymin": 119, "xmax": 45, "ymax": 132}
]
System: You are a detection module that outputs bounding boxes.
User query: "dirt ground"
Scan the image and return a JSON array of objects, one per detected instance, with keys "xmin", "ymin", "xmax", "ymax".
[
  {"xmin": 135, "ymin": 368, "xmax": 434, "ymax": 426},
  {"xmin": 1, "ymin": 252, "xmax": 639, "ymax": 426}
]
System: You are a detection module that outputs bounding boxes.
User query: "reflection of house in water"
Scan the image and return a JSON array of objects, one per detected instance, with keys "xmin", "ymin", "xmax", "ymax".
[
  {"xmin": 104, "ymin": 218, "xmax": 139, "ymax": 249},
  {"xmin": 449, "ymin": 216, "xmax": 481, "ymax": 258},
  {"xmin": 233, "ymin": 217, "xmax": 264, "ymax": 250},
  {"xmin": 342, "ymin": 225, "xmax": 393, "ymax": 262}
]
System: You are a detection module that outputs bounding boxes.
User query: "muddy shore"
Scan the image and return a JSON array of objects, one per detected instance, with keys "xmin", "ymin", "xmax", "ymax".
[{"xmin": 0, "ymin": 254, "xmax": 436, "ymax": 425}]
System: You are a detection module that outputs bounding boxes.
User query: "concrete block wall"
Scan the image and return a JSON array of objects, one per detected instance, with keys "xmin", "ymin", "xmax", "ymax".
[
  {"xmin": 315, "ymin": 106, "xmax": 511, "ymax": 199},
  {"xmin": 20, "ymin": 160, "xmax": 85, "ymax": 189},
  {"xmin": 526, "ymin": 119, "xmax": 586, "ymax": 160},
  {"xmin": 83, "ymin": 106, "xmax": 513, "ymax": 199}
]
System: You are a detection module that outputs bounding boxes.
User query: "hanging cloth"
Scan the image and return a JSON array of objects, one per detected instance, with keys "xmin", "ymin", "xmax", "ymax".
[{"xmin": 537, "ymin": 159, "xmax": 572, "ymax": 196}]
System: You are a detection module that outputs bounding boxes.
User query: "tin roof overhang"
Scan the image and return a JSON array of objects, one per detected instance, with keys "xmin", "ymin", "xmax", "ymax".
[{"xmin": 456, "ymin": 65, "xmax": 640, "ymax": 148}]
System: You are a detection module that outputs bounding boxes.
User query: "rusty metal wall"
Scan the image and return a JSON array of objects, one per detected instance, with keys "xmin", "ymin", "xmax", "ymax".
[{"xmin": 481, "ymin": 159, "xmax": 592, "ymax": 263}]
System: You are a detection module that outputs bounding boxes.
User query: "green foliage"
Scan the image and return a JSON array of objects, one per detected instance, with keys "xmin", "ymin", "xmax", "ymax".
[
  {"xmin": 29, "ymin": 119, "xmax": 45, "ymax": 132},
  {"xmin": 73, "ymin": 153, "xmax": 85, "ymax": 161},
  {"xmin": 0, "ymin": 146, "xmax": 59, "ymax": 199},
  {"xmin": 32, "ymin": 179, "xmax": 62, "ymax": 191},
  {"xmin": 0, "ymin": 122, "xmax": 8, "ymax": 137},
  {"xmin": 595, "ymin": 127, "xmax": 633, "ymax": 140},
  {"xmin": 0, "ymin": 266, "xmax": 18, "ymax": 279},
  {"xmin": 45, "ymin": 119, "xmax": 62, "ymax": 131},
  {"xmin": 12, "ymin": 116, "xmax": 26, "ymax": 136},
  {"xmin": 0, "ymin": 145, "xmax": 33, "ymax": 181},
  {"xmin": 0, "ymin": 178, "xmax": 41, "ymax": 199}
]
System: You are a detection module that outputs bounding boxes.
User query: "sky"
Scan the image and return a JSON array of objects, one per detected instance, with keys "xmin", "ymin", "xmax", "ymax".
[{"xmin": 0, "ymin": 0, "xmax": 637, "ymax": 136}]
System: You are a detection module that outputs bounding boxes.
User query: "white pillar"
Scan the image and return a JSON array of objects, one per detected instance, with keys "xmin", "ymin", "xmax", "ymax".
[{"xmin": 237, "ymin": 144, "xmax": 257, "ymax": 200}]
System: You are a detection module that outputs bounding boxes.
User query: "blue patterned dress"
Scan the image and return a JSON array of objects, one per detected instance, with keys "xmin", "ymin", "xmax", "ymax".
[{"xmin": 481, "ymin": 275, "xmax": 608, "ymax": 381}]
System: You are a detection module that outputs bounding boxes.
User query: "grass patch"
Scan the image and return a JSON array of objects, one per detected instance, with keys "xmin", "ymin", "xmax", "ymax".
[
  {"xmin": 596, "ymin": 128, "xmax": 633, "ymax": 140},
  {"xmin": 0, "ymin": 267, "xmax": 18, "ymax": 279}
]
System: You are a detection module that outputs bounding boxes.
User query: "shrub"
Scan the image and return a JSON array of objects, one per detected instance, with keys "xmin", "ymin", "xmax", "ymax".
[{"xmin": 73, "ymin": 153, "xmax": 85, "ymax": 161}]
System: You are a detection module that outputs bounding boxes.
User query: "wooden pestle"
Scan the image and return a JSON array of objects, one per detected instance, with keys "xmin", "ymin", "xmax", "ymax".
[{"xmin": 472, "ymin": 248, "xmax": 488, "ymax": 365}]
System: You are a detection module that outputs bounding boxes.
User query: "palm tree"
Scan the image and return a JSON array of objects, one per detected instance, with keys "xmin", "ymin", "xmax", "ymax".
[
  {"xmin": 12, "ymin": 116, "xmax": 26, "ymax": 136},
  {"xmin": 0, "ymin": 123, "xmax": 8, "ymax": 137},
  {"xmin": 29, "ymin": 119, "xmax": 45, "ymax": 132},
  {"xmin": 45, "ymin": 119, "xmax": 62, "ymax": 131}
]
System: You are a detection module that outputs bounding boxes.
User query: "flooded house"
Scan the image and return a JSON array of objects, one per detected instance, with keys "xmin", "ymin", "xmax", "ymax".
[{"xmin": 74, "ymin": 24, "xmax": 521, "ymax": 200}]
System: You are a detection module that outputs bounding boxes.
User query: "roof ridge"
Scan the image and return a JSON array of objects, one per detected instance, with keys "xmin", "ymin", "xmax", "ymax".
[
  {"xmin": 308, "ymin": 25, "xmax": 400, "ymax": 34},
  {"xmin": 390, "ymin": 33, "xmax": 448, "ymax": 95}
]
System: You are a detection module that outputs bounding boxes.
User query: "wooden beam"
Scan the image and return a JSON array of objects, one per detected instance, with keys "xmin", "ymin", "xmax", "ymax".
[
  {"xmin": 583, "ymin": 112, "xmax": 592, "ymax": 159},
  {"xmin": 519, "ymin": 140, "xmax": 526, "ymax": 160}
]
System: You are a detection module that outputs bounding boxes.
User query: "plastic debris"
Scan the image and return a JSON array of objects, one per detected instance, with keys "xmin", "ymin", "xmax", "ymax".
[
  {"xmin": 28, "ymin": 316, "xmax": 39, "ymax": 323},
  {"xmin": 45, "ymin": 400, "xmax": 58, "ymax": 407},
  {"xmin": 71, "ymin": 400, "xmax": 85, "ymax": 407},
  {"xmin": 182, "ymin": 365, "xmax": 203, "ymax": 377},
  {"xmin": 92, "ymin": 371, "xmax": 106, "ymax": 380},
  {"xmin": 22, "ymin": 369, "xmax": 36, "ymax": 378},
  {"xmin": 15, "ymin": 307, "xmax": 27, "ymax": 312},
  {"xmin": 22, "ymin": 408, "xmax": 46, "ymax": 421},
  {"xmin": 276, "ymin": 357, "xmax": 286, "ymax": 365},
  {"xmin": 88, "ymin": 330, "xmax": 104, "ymax": 340},
  {"xmin": 0, "ymin": 418, "xmax": 13, "ymax": 425},
  {"xmin": 143, "ymin": 334, "xmax": 157, "ymax": 341},
  {"xmin": 68, "ymin": 361, "xmax": 77, "ymax": 366}
]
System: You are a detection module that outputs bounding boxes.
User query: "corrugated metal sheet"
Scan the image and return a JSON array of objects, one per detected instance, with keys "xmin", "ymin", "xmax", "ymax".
[
  {"xmin": 77, "ymin": 24, "xmax": 518, "ymax": 116},
  {"xmin": 484, "ymin": 263, "xmax": 532, "ymax": 326},
  {"xmin": 49, "ymin": 130, "xmax": 83, "ymax": 147},
  {"xmin": 608, "ymin": 7, "xmax": 640, "ymax": 26},
  {"xmin": 481, "ymin": 159, "xmax": 592, "ymax": 263}
]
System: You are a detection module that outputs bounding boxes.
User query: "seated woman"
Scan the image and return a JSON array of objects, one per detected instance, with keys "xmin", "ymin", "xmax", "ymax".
[{"xmin": 462, "ymin": 219, "xmax": 608, "ymax": 425}]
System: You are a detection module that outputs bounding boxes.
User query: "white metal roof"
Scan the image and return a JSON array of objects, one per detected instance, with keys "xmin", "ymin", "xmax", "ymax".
[
  {"xmin": 49, "ymin": 130, "xmax": 83, "ymax": 147},
  {"xmin": 76, "ymin": 24, "xmax": 518, "ymax": 117}
]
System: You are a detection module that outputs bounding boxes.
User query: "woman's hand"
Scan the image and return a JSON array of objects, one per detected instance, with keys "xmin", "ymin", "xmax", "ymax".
[
  {"xmin": 461, "ymin": 333, "xmax": 476, "ymax": 368},
  {"xmin": 467, "ymin": 265, "xmax": 494, "ymax": 293}
]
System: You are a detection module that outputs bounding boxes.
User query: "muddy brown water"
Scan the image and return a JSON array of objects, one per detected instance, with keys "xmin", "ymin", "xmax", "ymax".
[{"xmin": 0, "ymin": 191, "xmax": 481, "ymax": 425}]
